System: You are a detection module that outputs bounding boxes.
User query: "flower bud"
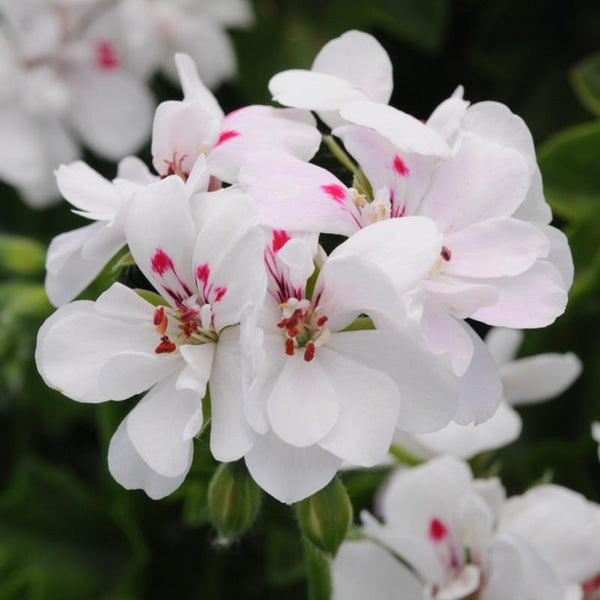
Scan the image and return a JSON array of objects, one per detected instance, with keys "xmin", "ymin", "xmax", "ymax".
[
  {"xmin": 296, "ymin": 477, "xmax": 353, "ymax": 557},
  {"xmin": 207, "ymin": 461, "xmax": 262, "ymax": 543}
]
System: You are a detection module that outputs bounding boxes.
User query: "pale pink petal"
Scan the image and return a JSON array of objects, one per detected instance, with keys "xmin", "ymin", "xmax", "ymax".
[
  {"xmin": 441, "ymin": 218, "xmax": 549, "ymax": 278},
  {"xmin": 317, "ymin": 346, "xmax": 400, "ymax": 466},
  {"xmin": 426, "ymin": 89, "xmax": 469, "ymax": 141},
  {"xmin": 332, "ymin": 540, "xmax": 424, "ymax": 600},
  {"xmin": 340, "ymin": 101, "xmax": 450, "ymax": 157},
  {"xmin": 266, "ymin": 353, "xmax": 340, "ymax": 447},
  {"xmin": 470, "ymin": 261, "xmax": 568, "ymax": 328},
  {"xmin": 209, "ymin": 327, "xmax": 255, "ymax": 461},
  {"xmin": 334, "ymin": 124, "xmax": 435, "ymax": 217},
  {"xmin": 108, "ymin": 418, "xmax": 188, "ymax": 499},
  {"xmin": 512, "ymin": 167, "xmax": 552, "ymax": 224},
  {"xmin": 420, "ymin": 297, "xmax": 474, "ymax": 376},
  {"xmin": 239, "ymin": 151, "xmax": 357, "ymax": 236},
  {"xmin": 501, "ymin": 352, "xmax": 582, "ymax": 405},
  {"xmin": 244, "ymin": 431, "xmax": 342, "ymax": 504},
  {"xmin": 329, "ymin": 330, "xmax": 459, "ymax": 434},
  {"xmin": 70, "ymin": 70, "xmax": 154, "ymax": 160},
  {"xmin": 453, "ymin": 323, "xmax": 503, "ymax": 425},
  {"xmin": 418, "ymin": 139, "xmax": 530, "ymax": 234},
  {"xmin": 207, "ymin": 105, "xmax": 321, "ymax": 183},
  {"xmin": 484, "ymin": 327, "xmax": 523, "ymax": 366},
  {"xmin": 534, "ymin": 223, "xmax": 574, "ymax": 288},
  {"xmin": 125, "ymin": 176, "xmax": 197, "ymax": 306},
  {"xmin": 423, "ymin": 277, "xmax": 499, "ymax": 319},
  {"xmin": 127, "ymin": 371, "xmax": 201, "ymax": 477}
]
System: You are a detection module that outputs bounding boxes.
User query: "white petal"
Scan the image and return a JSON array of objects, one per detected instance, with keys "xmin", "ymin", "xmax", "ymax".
[
  {"xmin": 414, "ymin": 401, "xmax": 522, "ymax": 459},
  {"xmin": 269, "ymin": 70, "xmax": 368, "ymax": 111},
  {"xmin": 45, "ymin": 221, "xmax": 124, "ymax": 307},
  {"xmin": 340, "ymin": 101, "xmax": 450, "ymax": 157},
  {"xmin": 471, "ymin": 261, "xmax": 568, "ymax": 328},
  {"xmin": 512, "ymin": 167, "xmax": 552, "ymax": 224},
  {"xmin": 127, "ymin": 371, "xmax": 202, "ymax": 477},
  {"xmin": 116, "ymin": 155, "xmax": 157, "ymax": 185},
  {"xmin": 100, "ymin": 351, "xmax": 181, "ymax": 400},
  {"xmin": 35, "ymin": 290, "xmax": 157, "ymax": 403},
  {"xmin": 70, "ymin": 70, "xmax": 154, "ymax": 160},
  {"xmin": 108, "ymin": 418, "xmax": 188, "ymax": 499},
  {"xmin": 209, "ymin": 327, "xmax": 255, "ymax": 461},
  {"xmin": 277, "ymin": 238, "xmax": 315, "ymax": 289},
  {"xmin": 426, "ymin": 94, "xmax": 469, "ymax": 141},
  {"xmin": 174, "ymin": 53, "xmax": 223, "ymax": 120},
  {"xmin": 239, "ymin": 151, "xmax": 357, "ymax": 236},
  {"xmin": 312, "ymin": 30, "xmax": 393, "ymax": 105},
  {"xmin": 207, "ymin": 106, "xmax": 321, "ymax": 183},
  {"xmin": 453, "ymin": 323, "xmax": 503, "ymax": 425},
  {"xmin": 380, "ymin": 455, "xmax": 472, "ymax": 538},
  {"xmin": 501, "ymin": 352, "xmax": 582, "ymax": 405},
  {"xmin": 330, "ymin": 329, "xmax": 459, "ymax": 434},
  {"xmin": 534, "ymin": 223, "xmax": 574, "ymax": 288},
  {"xmin": 55, "ymin": 161, "xmax": 123, "ymax": 219},
  {"xmin": 438, "ymin": 564, "xmax": 481, "ymax": 600},
  {"xmin": 442, "ymin": 218, "xmax": 549, "ymax": 278},
  {"xmin": 424, "ymin": 277, "xmax": 499, "ymax": 320},
  {"xmin": 125, "ymin": 176, "xmax": 197, "ymax": 305},
  {"xmin": 329, "ymin": 216, "xmax": 443, "ymax": 293},
  {"xmin": 418, "ymin": 139, "xmax": 530, "ymax": 234},
  {"xmin": 177, "ymin": 343, "xmax": 215, "ymax": 398},
  {"xmin": 244, "ymin": 431, "xmax": 342, "ymax": 504},
  {"xmin": 317, "ymin": 346, "xmax": 400, "ymax": 466},
  {"xmin": 484, "ymin": 327, "xmax": 523, "ymax": 366},
  {"xmin": 266, "ymin": 353, "xmax": 340, "ymax": 447},
  {"xmin": 192, "ymin": 191, "xmax": 266, "ymax": 331},
  {"xmin": 94, "ymin": 281, "xmax": 156, "ymax": 322},
  {"xmin": 332, "ymin": 540, "xmax": 424, "ymax": 600}
]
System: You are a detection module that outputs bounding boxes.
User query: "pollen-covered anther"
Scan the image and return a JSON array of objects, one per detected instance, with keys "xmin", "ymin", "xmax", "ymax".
[
  {"xmin": 441, "ymin": 246, "xmax": 452, "ymax": 261},
  {"xmin": 155, "ymin": 335, "xmax": 176, "ymax": 354},
  {"xmin": 285, "ymin": 338, "xmax": 295, "ymax": 356},
  {"xmin": 153, "ymin": 306, "xmax": 169, "ymax": 335},
  {"xmin": 304, "ymin": 341, "xmax": 316, "ymax": 362}
]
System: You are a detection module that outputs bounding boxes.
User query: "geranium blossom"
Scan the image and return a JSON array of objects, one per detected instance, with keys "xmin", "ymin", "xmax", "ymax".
[
  {"xmin": 394, "ymin": 327, "xmax": 582, "ymax": 459},
  {"xmin": 333, "ymin": 456, "xmax": 570, "ymax": 599},
  {"xmin": 499, "ymin": 484, "xmax": 600, "ymax": 599},
  {"xmin": 241, "ymin": 219, "xmax": 460, "ymax": 503},
  {"xmin": 0, "ymin": 0, "xmax": 154, "ymax": 206},
  {"xmin": 152, "ymin": 53, "xmax": 321, "ymax": 185},
  {"xmin": 36, "ymin": 175, "xmax": 266, "ymax": 498}
]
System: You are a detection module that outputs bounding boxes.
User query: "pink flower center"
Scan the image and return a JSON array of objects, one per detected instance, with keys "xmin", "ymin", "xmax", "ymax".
[{"xmin": 278, "ymin": 302, "xmax": 329, "ymax": 362}]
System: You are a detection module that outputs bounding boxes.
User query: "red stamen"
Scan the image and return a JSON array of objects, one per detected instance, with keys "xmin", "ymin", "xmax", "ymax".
[
  {"xmin": 285, "ymin": 338, "xmax": 295, "ymax": 356},
  {"xmin": 155, "ymin": 336, "xmax": 176, "ymax": 354},
  {"xmin": 317, "ymin": 315, "xmax": 328, "ymax": 327},
  {"xmin": 287, "ymin": 326, "xmax": 299, "ymax": 337},
  {"xmin": 180, "ymin": 320, "xmax": 197, "ymax": 338},
  {"xmin": 441, "ymin": 246, "xmax": 452, "ymax": 261},
  {"xmin": 304, "ymin": 341, "xmax": 315, "ymax": 362},
  {"xmin": 153, "ymin": 306, "xmax": 165, "ymax": 326}
]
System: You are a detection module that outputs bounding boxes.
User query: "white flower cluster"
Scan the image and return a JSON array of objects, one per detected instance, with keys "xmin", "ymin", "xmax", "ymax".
[
  {"xmin": 36, "ymin": 30, "xmax": 576, "ymax": 511},
  {"xmin": 333, "ymin": 456, "xmax": 600, "ymax": 600},
  {"xmin": 0, "ymin": 0, "xmax": 252, "ymax": 206}
]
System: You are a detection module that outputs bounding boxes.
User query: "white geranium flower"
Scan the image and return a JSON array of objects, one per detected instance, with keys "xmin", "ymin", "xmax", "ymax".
[
  {"xmin": 0, "ymin": 0, "xmax": 154, "ymax": 206},
  {"xmin": 151, "ymin": 53, "xmax": 321, "ymax": 185},
  {"xmin": 36, "ymin": 176, "xmax": 266, "ymax": 498},
  {"xmin": 241, "ymin": 218, "xmax": 460, "ymax": 504},
  {"xmin": 333, "ymin": 456, "xmax": 570, "ymax": 600},
  {"xmin": 269, "ymin": 30, "xmax": 393, "ymax": 128},
  {"xmin": 397, "ymin": 327, "xmax": 582, "ymax": 459},
  {"xmin": 499, "ymin": 484, "xmax": 600, "ymax": 599}
]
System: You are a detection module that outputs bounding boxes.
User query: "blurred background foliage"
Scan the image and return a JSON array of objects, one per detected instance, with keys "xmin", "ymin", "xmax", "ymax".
[{"xmin": 1, "ymin": 0, "xmax": 600, "ymax": 598}]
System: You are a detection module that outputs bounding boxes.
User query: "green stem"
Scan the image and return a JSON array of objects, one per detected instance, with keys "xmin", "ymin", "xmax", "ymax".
[
  {"xmin": 324, "ymin": 135, "xmax": 358, "ymax": 175},
  {"xmin": 388, "ymin": 444, "xmax": 424, "ymax": 467},
  {"xmin": 303, "ymin": 537, "xmax": 332, "ymax": 600}
]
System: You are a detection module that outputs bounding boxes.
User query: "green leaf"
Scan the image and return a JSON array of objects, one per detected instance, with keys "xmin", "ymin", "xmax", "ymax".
[
  {"xmin": 0, "ymin": 235, "xmax": 45, "ymax": 277},
  {"xmin": 303, "ymin": 537, "xmax": 332, "ymax": 600},
  {"xmin": 571, "ymin": 53, "xmax": 600, "ymax": 117},
  {"xmin": 134, "ymin": 289, "xmax": 168, "ymax": 306},
  {"xmin": 538, "ymin": 120, "xmax": 600, "ymax": 221}
]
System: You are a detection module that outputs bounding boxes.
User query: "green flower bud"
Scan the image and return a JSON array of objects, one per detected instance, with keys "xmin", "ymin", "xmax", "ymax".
[
  {"xmin": 207, "ymin": 461, "xmax": 262, "ymax": 543},
  {"xmin": 296, "ymin": 477, "xmax": 353, "ymax": 557}
]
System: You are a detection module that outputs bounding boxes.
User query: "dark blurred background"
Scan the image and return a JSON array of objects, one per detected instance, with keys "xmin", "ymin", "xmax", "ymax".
[{"xmin": 1, "ymin": 0, "xmax": 600, "ymax": 598}]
